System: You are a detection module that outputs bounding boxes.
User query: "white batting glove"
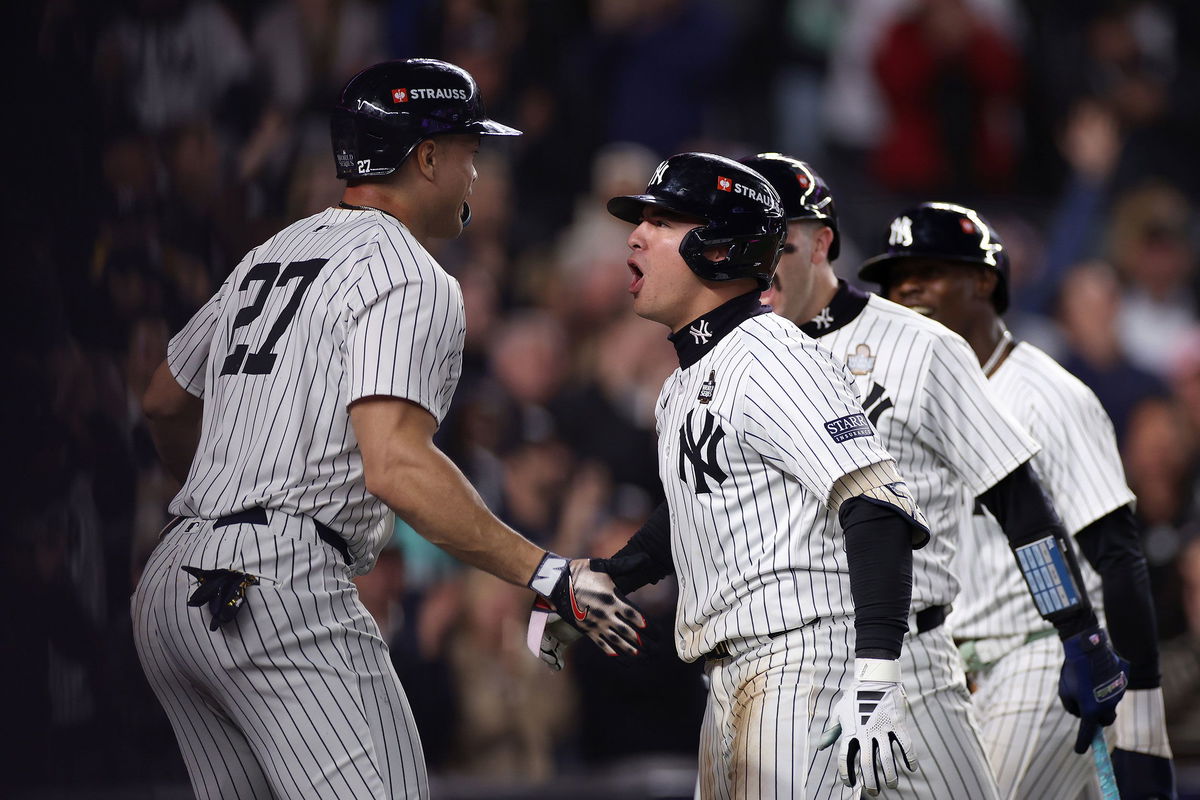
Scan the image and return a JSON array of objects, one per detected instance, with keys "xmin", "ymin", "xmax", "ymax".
[
  {"xmin": 527, "ymin": 553, "xmax": 646, "ymax": 658},
  {"xmin": 817, "ymin": 658, "xmax": 919, "ymax": 796},
  {"xmin": 526, "ymin": 597, "xmax": 583, "ymax": 670}
]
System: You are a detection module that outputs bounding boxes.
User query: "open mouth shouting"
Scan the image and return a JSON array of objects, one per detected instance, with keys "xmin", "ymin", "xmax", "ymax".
[{"xmin": 628, "ymin": 259, "xmax": 645, "ymax": 294}]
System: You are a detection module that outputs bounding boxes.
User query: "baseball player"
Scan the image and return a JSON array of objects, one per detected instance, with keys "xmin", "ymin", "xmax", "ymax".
[
  {"xmin": 132, "ymin": 59, "xmax": 646, "ymax": 800},
  {"xmin": 540, "ymin": 151, "xmax": 934, "ymax": 799},
  {"xmin": 864, "ymin": 201, "xmax": 1175, "ymax": 800},
  {"xmin": 740, "ymin": 153, "xmax": 1133, "ymax": 799}
]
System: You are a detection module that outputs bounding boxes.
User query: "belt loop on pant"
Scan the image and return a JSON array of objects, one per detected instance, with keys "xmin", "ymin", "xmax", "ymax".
[{"xmin": 213, "ymin": 508, "xmax": 351, "ymax": 566}]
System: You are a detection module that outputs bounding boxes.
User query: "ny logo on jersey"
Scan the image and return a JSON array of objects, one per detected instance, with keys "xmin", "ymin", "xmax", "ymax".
[
  {"xmin": 678, "ymin": 409, "xmax": 727, "ymax": 494},
  {"xmin": 889, "ymin": 216, "xmax": 914, "ymax": 247},
  {"xmin": 811, "ymin": 307, "xmax": 834, "ymax": 329},
  {"xmin": 861, "ymin": 381, "xmax": 894, "ymax": 426}
]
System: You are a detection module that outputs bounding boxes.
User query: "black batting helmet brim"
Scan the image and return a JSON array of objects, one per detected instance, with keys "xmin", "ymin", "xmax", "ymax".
[{"xmin": 607, "ymin": 194, "xmax": 706, "ymax": 226}]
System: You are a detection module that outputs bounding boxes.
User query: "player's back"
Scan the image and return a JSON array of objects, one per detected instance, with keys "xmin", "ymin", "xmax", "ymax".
[{"xmin": 167, "ymin": 206, "xmax": 465, "ymax": 562}]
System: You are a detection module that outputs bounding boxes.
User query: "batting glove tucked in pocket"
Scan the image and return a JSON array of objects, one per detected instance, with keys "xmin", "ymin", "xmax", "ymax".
[{"xmin": 818, "ymin": 658, "xmax": 919, "ymax": 797}]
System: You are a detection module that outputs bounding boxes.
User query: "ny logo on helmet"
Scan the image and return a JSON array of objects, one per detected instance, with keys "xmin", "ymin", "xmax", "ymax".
[{"xmin": 889, "ymin": 216, "xmax": 914, "ymax": 247}]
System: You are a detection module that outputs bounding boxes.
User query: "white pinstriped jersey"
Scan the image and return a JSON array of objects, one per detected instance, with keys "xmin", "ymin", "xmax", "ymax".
[
  {"xmin": 948, "ymin": 342, "xmax": 1134, "ymax": 639},
  {"xmin": 802, "ymin": 289, "xmax": 1039, "ymax": 612},
  {"xmin": 656, "ymin": 308, "xmax": 898, "ymax": 663},
  {"xmin": 166, "ymin": 206, "xmax": 466, "ymax": 573}
]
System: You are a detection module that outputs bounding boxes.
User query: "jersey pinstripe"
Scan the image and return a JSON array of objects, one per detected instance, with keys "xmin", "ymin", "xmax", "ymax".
[
  {"xmin": 166, "ymin": 206, "xmax": 465, "ymax": 574},
  {"xmin": 656, "ymin": 312, "xmax": 895, "ymax": 664},
  {"xmin": 812, "ymin": 294, "xmax": 1039, "ymax": 611},
  {"xmin": 948, "ymin": 341, "xmax": 1134, "ymax": 638}
]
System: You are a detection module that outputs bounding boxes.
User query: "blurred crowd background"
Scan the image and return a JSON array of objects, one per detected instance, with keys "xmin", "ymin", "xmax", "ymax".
[{"xmin": 7, "ymin": 0, "xmax": 1200, "ymax": 796}]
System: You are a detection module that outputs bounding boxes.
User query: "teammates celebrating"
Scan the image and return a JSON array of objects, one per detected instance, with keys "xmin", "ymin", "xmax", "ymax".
[{"xmin": 134, "ymin": 54, "xmax": 1174, "ymax": 800}]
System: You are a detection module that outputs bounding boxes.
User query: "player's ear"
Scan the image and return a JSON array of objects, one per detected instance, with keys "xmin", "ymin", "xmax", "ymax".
[
  {"xmin": 413, "ymin": 139, "xmax": 438, "ymax": 182},
  {"xmin": 813, "ymin": 225, "xmax": 834, "ymax": 264}
]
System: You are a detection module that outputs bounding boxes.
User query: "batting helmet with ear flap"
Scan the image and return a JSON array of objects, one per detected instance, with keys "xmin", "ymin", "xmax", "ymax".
[
  {"xmin": 331, "ymin": 58, "xmax": 521, "ymax": 181},
  {"xmin": 606, "ymin": 152, "xmax": 787, "ymax": 290},
  {"xmin": 740, "ymin": 153, "xmax": 841, "ymax": 261},
  {"xmin": 859, "ymin": 202, "xmax": 1011, "ymax": 313}
]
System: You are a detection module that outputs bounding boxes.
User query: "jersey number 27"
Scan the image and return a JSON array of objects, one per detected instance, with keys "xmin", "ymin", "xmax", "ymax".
[{"xmin": 220, "ymin": 258, "xmax": 328, "ymax": 376}]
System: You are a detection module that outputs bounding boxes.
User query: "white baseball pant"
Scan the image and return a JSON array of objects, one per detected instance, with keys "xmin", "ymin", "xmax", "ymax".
[{"xmin": 132, "ymin": 512, "xmax": 427, "ymax": 799}]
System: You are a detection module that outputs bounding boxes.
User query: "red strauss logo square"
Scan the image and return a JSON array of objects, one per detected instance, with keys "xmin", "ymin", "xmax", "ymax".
[
  {"xmin": 392, "ymin": 88, "xmax": 409, "ymax": 103},
  {"xmin": 716, "ymin": 176, "xmax": 732, "ymax": 192}
]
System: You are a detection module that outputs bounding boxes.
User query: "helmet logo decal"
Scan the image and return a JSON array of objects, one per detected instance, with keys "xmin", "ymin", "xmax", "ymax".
[
  {"xmin": 649, "ymin": 160, "xmax": 670, "ymax": 186},
  {"xmin": 392, "ymin": 87, "xmax": 470, "ymax": 103},
  {"xmin": 717, "ymin": 176, "xmax": 733, "ymax": 192},
  {"xmin": 408, "ymin": 87, "xmax": 469, "ymax": 101},
  {"xmin": 889, "ymin": 216, "xmax": 914, "ymax": 247},
  {"xmin": 960, "ymin": 219, "xmax": 976, "ymax": 235},
  {"xmin": 796, "ymin": 173, "xmax": 811, "ymax": 190},
  {"xmin": 689, "ymin": 320, "xmax": 714, "ymax": 344}
]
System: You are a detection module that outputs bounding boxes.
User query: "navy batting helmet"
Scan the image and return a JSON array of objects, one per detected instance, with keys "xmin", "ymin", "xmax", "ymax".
[
  {"xmin": 859, "ymin": 202, "xmax": 1010, "ymax": 313},
  {"xmin": 607, "ymin": 153, "xmax": 787, "ymax": 290},
  {"xmin": 331, "ymin": 59, "xmax": 521, "ymax": 180},
  {"xmin": 740, "ymin": 153, "xmax": 841, "ymax": 261}
]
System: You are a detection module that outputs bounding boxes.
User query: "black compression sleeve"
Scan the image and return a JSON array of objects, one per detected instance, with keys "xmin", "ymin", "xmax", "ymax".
[
  {"xmin": 841, "ymin": 496, "xmax": 913, "ymax": 660},
  {"xmin": 598, "ymin": 502, "xmax": 674, "ymax": 593},
  {"xmin": 978, "ymin": 461, "xmax": 1098, "ymax": 638},
  {"xmin": 1075, "ymin": 505, "xmax": 1161, "ymax": 688}
]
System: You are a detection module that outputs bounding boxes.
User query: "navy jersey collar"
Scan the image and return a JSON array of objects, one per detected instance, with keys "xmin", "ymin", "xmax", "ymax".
[
  {"xmin": 669, "ymin": 291, "xmax": 769, "ymax": 369},
  {"xmin": 799, "ymin": 280, "xmax": 869, "ymax": 338}
]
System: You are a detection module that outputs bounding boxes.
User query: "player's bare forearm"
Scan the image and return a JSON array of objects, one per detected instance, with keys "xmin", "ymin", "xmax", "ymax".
[
  {"xmin": 350, "ymin": 396, "xmax": 545, "ymax": 586},
  {"xmin": 143, "ymin": 360, "xmax": 203, "ymax": 483}
]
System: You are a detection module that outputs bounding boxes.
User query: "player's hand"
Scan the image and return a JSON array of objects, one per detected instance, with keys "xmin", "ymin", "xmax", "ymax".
[
  {"xmin": 526, "ymin": 596, "xmax": 583, "ymax": 670},
  {"xmin": 527, "ymin": 553, "xmax": 646, "ymax": 657},
  {"xmin": 1111, "ymin": 687, "xmax": 1176, "ymax": 799},
  {"xmin": 817, "ymin": 658, "xmax": 918, "ymax": 796},
  {"xmin": 1058, "ymin": 626, "xmax": 1129, "ymax": 754},
  {"xmin": 589, "ymin": 551, "xmax": 659, "ymax": 594}
]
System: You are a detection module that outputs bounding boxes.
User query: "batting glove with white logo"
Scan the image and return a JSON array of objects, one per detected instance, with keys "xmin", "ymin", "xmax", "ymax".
[
  {"xmin": 817, "ymin": 658, "xmax": 918, "ymax": 797},
  {"xmin": 1059, "ymin": 626, "xmax": 1129, "ymax": 754},
  {"xmin": 526, "ymin": 553, "xmax": 646, "ymax": 658}
]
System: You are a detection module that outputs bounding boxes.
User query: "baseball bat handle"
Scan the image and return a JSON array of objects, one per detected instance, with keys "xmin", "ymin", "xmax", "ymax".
[{"xmin": 1092, "ymin": 728, "xmax": 1120, "ymax": 800}]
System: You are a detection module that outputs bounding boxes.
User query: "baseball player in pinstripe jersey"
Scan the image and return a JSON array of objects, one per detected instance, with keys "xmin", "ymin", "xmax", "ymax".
[
  {"xmin": 133, "ymin": 59, "xmax": 646, "ymax": 800},
  {"xmin": 867, "ymin": 201, "xmax": 1176, "ymax": 800},
  {"xmin": 538, "ymin": 152, "xmax": 934, "ymax": 799},
  {"xmin": 738, "ymin": 154, "xmax": 1131, "ymax": 799}
]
